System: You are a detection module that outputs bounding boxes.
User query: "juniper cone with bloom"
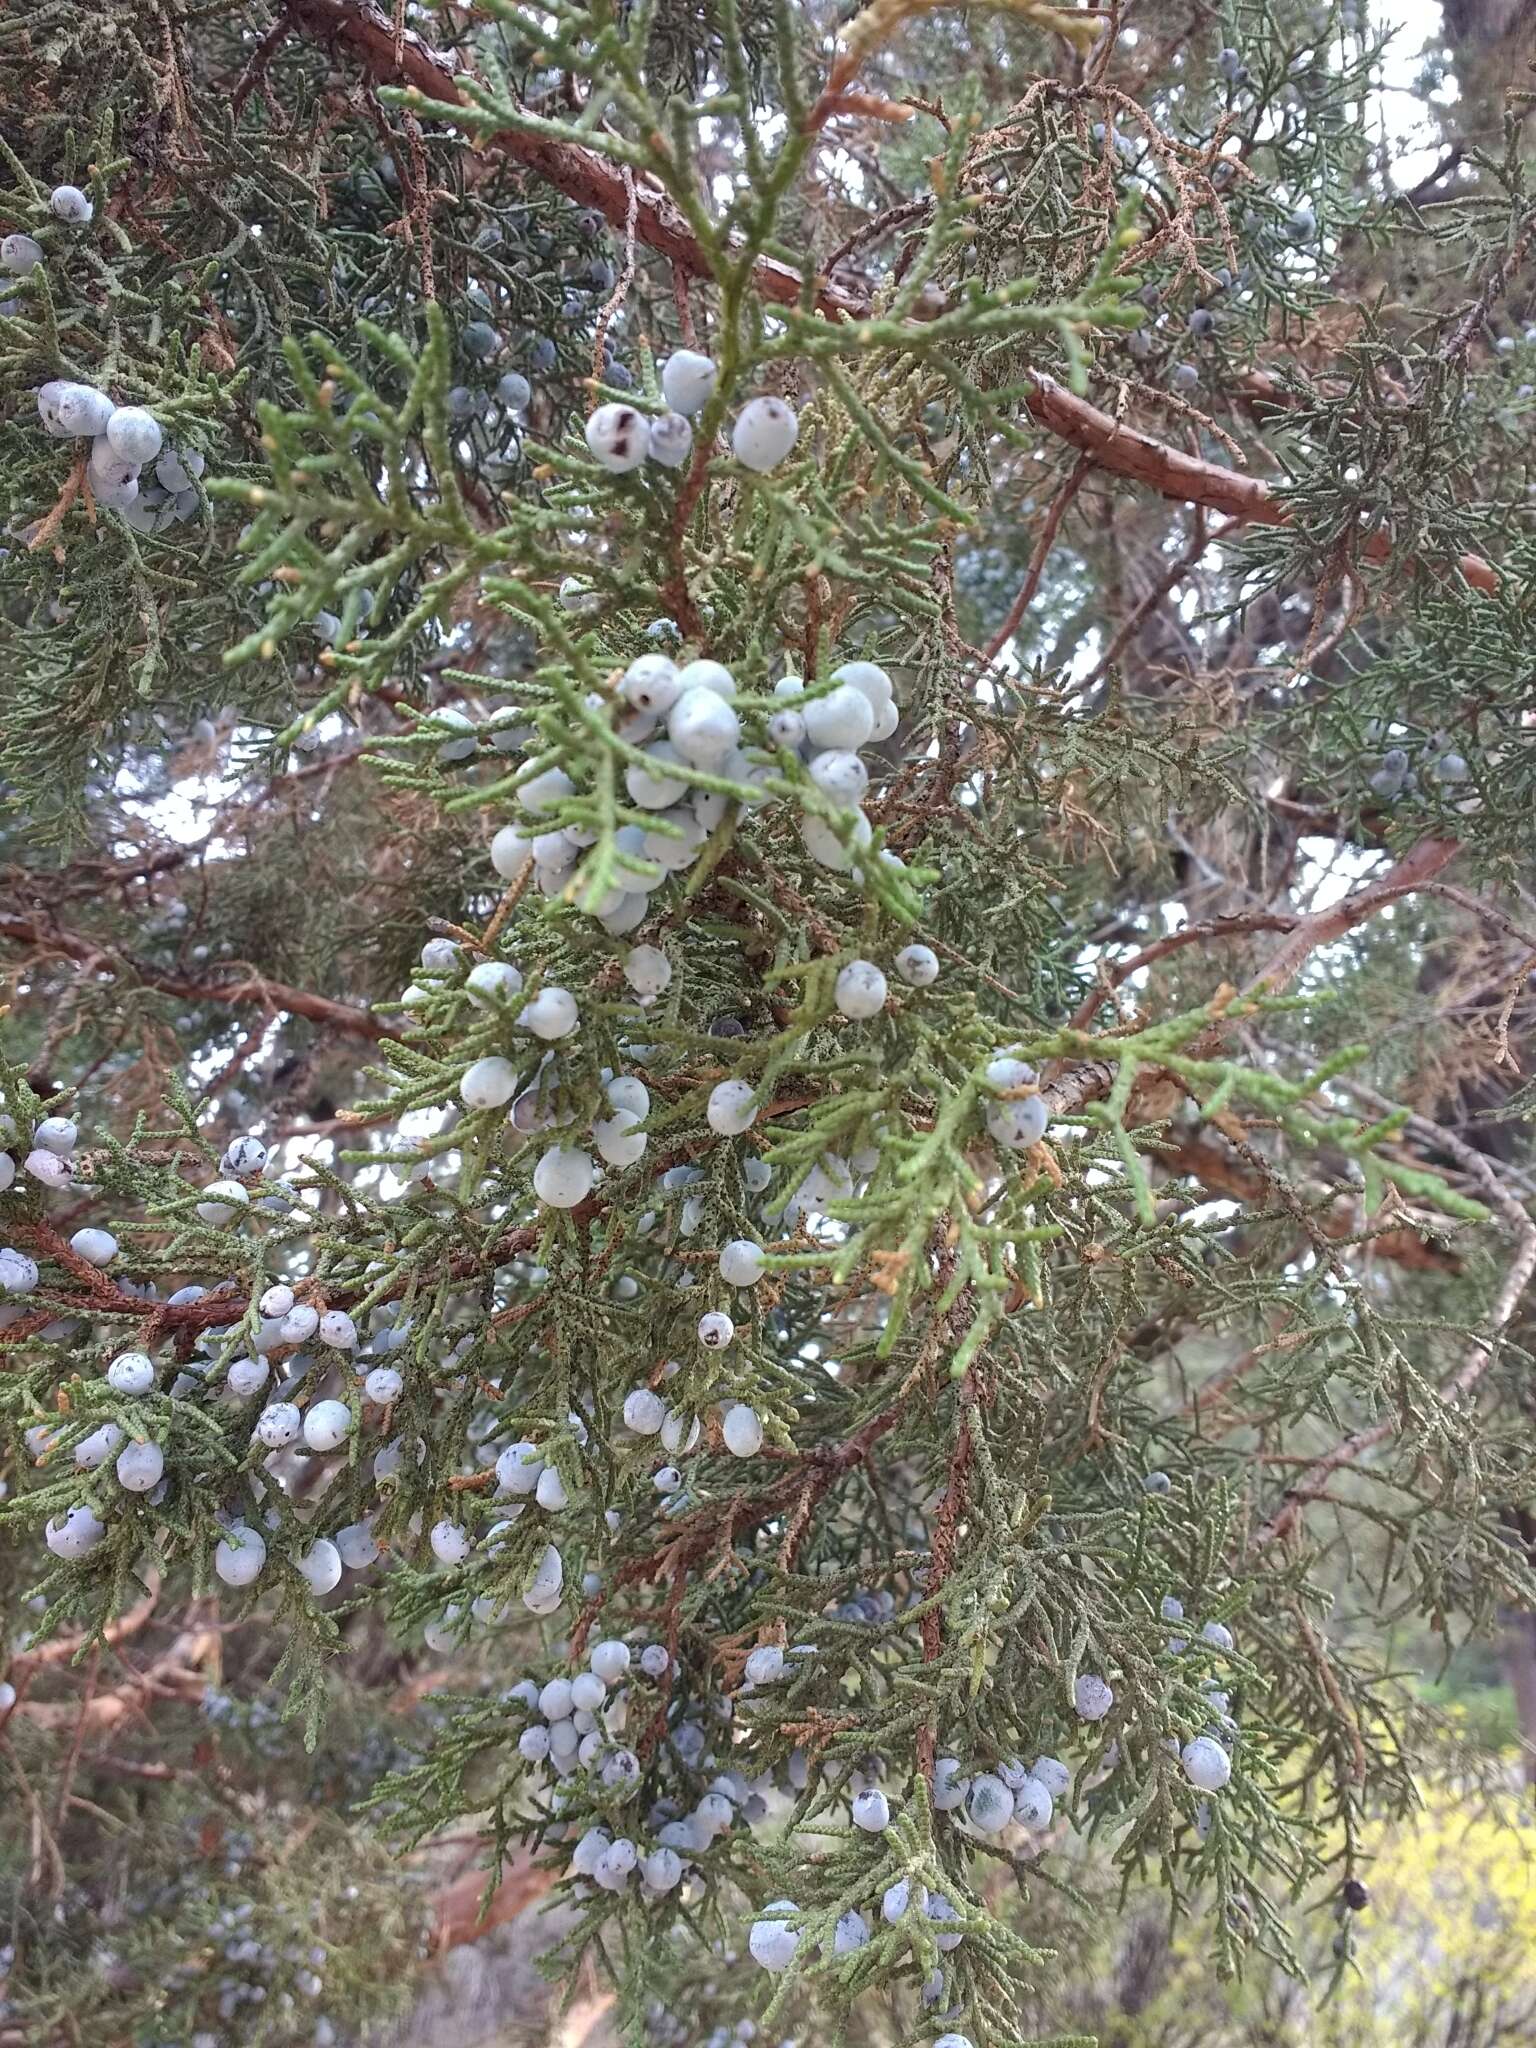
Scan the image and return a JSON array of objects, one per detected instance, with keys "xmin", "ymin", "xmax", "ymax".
[{"xmin": 3, "ymin": 1, "xmax": 1536, "ymax": 2044}]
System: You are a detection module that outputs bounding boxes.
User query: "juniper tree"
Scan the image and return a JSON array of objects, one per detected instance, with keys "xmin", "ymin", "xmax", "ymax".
[{"xmin": 4, "ymin": 2, "xmax": 1536, "ymax": 2046}]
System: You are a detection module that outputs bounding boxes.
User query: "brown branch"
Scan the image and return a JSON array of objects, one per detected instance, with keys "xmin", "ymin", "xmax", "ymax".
[
  {"xmin": 289, "ymin": 0, "xmax": 864, "ymax": 319},
  {"xmin": 285, "ymin": 3, "xmax": 1503, "ymax": 598},
  {"xmin": 14, "ymin": 1614, "xmax": 219, "ymax": 1733},
  {"xmin": 11, "ymin": 1573, "xmax": 161, "ymax": 1678},
  {"xmin": 0, "ymin": 911, "xmax": 401, "ymax": 1043},
  {"xmin": 1021, "ymin": 375, "xmax": 1498, "ymax": 595},
  {"xmin": 1041, "ymin": 838, "xmax": 1463, "ymax": 1125},
  {"xmin": 1239, "ymin": 837, "xmax": 1458, "ymax": 996}
]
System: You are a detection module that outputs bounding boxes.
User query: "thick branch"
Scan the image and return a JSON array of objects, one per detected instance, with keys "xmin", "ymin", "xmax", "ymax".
[
  {"xmin": 13, "ymin": 1615, "xmax": 219, "ymax": 1733},
  {"xmin": 290, "ymin": 0, "xmax": 863, "ymax": 318},
  {"xmin": 1042, "ymin": 839, "xmax": 1461, "ymax": 1121},
  {"xmin": 0, "ymin": 911, "xmax": 400, "ymax": 1044},
  {"xmin": 287, "ymin": 3, "xmax": 1502, "ymax": 597}
]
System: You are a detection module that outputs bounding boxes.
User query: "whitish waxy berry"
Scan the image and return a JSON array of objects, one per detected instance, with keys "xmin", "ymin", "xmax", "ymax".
[
  {"xmin": 431, "ymin": 1519, "xmax": 471, "ymax": 1564},
  {"xmin": 222, "ymin": 1135, "xmax": 267, "ymax": 1175},
  {"xmin": 835, "ymin": 959, "xmax": 888, "ymax": 1020},
  {"xmin": 803, "ymin": 683, "xmax": 874, "ymax": 751},
  {"xmin": 926, "ymin": 1894, "xmax": 964, "ymax": 1950},
  {"xmin": 533, "ymin": 1144, "xmax": 595, "ymax": 1209},
  {"xmin": 807, "ymin": 749, "xmax": 868, "ymax": 805},
  {"xmin": 1032, "ymin": 1755, "xmax": 1071, "ymax": 1799},
  {"xmin": 336, "ymin": 1521, "xmax": 380, "ymax": 1568},
  {"xmin": 488, "ymin": 828, "xmax": 533, "ymax": 883},
  {"xmin": 0, "ymin": 1248, "xmax": 39, "ymax": 1295},
  {"xmin": 56, "ymin": 383, "xmax": 114, "ymax": 437},
  {"xmin": 1143, "ymin": 1470, "xmax": 1171, "ymax": 1494},
  {"xmin": 648, "ymin": 412, "xmax": 694, "ymax": 468},
  {"xmin": 660, "ymin": 349, "xmax": 718, "ymax": 415},
  {"xmin": 24, "ymin": 1147, "xmax": 70, "ymax": 1187},
  {"xmin": 697, "ymin": 1309, "xmax": 734, "ymax": 1349},
  {"xmin": 319, "ymin": 1309, "xmax": 357, "ymax": 1349},
  {"xmin": 107, "ymin": 1350, "xmax": 155, "ymax": 1395},
  {"xmin": 297, "ymin": 1539, "xmax": 343, "ymax": 1596},
  {"xmin": 721, "ymin": 1404, "xmax": 764, "ymax": 1457},
  {"xmin": 653, "ymin": 1464, "xmax": 681, "ymax": 1492},
  {"xmin": 466, "ymin": 959, "xmax": 525, "ymax": 1009},
  {"xmin": 2, "ymin": 233, "xmax": 43, "ymax": 274},
  {"xmin": 706, "ymin": 1079, "xmax": 758, "ymax": 1135},
  {"xmin": 1012, "ymin": 1775, "xmax": 1053, "ymax": 1829},
  {"xmin": 834, "ymin": 1910, "xmax": 870, "ymax": 1952},
  {"xmin": 519, "ymin": 987, "xmax": 579, "ymax": 1040},
  {"xmin": 226, "ymin": 1356, "xmax": 269, "ymax": 1398},
  {"xmin": 678, "ymin": 658, "xmax": 737, "ymax": 699},
  {"xmin": 621, "ymin": 654, "xmax": 682, "ymax": 716},
  {"xmin": 585, "ymin": 402, "xmax": 650, "ymax": 472},
  {"xmin": 642, "ymin": 1846, "xmax": 683, "ymax": 1892},
  {"xmin": 1202, "ymin": 1619, "xmax": 1235, "ymax": 1652},
  {"xmin": 852, "ymin": 1787, "xmax": 891, "ymax": 1832},
  {"xmin": 743, "ymin": 1644, "xmax": 784, "ymax": 1688},
  {"xmin": 461, "ymin": 1055, "xmax": 518, "ymax": 1110},
  {"xmin": 932, "ymin": 1757, "xmax": 967, "ymax": 1810},
  {"xmin": 986, "ymin": 1093, "xmax": 1049, "ymax": 1151},
  {"xmin": 732, "ymin": 396, "xmax": 799, "ymax": 472},
  {"xmin": 748, "ymin": 1902, "xmax": 800, "ymax": 1971},
  {"xmin": 214, "ymin": 1524, "xmax": 267, "ymax": 1586},
  {"xmin": 535, "ymin": 1464, "xmax": 569, "ymax": 1511},
  {"xmin": 196, "ymin": 1179, "xmax": 249, "ymax": 1225},
  {"xmin": 106, "ymin": 406, "xmax": 162, "ymax": 464},
  {"xmin": 280, "ymin": 1303, "xmax": 320, "ymax": 1344},
  {"xmin": 1073, "ymin": 1672, "xmax": 1114, "ymax": 1721},
  {"xmin": 259, "ymin": 1284, "xmax": 294, "ymax": 1318},
  {"xmin": 570, "ymin": 1670, "xmax": 607, "ymax": 1713},
  {"xmin": 718, "ymin": 1238, "xmax": 766, "ymax": 1287},
  {"xmin": 883, "ymin": 1877, "xmax": 921, "ymax": 1922},
  {"xmin": 255, "ymin": 1402, "xmax": 302, "ymax": 1448},
  {"xmin": 594, "ymin": 1108, "xmax": 647, "ymax": 1168},
  {"xmin": 302, "ymin": 1398, "xmax": 353, "ymax": 1452},
  {"xmin": 496, "ymin": 1440, "xmax": 544, "ymax": 1493},
  {"xmin": 523, "ymin": 1541, "xmax": 564, "ymax": 1613},
  {"xmin": 622, "ymin": 1387, "xmax": 665, "ymax": 1435},
  {"xmin": 75, "ymin": 1421, "xmax": 124, "ymax": 1470},
  {"xmin": 965, "ymin": 1772, "xmax": 1014, "ymax": 1834},
  {"xmin": 668, "ymin": 687, "xmax": 740, "ymax": 768},
  {"xmin": 623, "ymin": 943, "xmax": 672, "ymax": 998},
  {"xmin": 590, "ymin": 1639, "xmax": 631, "ymax": 1683},
  {"xmin": 50, "ymin": 184, "xmax": 93, "ymax": 223},
  {"xmin": 36, "ymin": 1114, "xmax": 77, "ymax": 1152},
  {"xmin": 895, "ymin": 944, "xmax": 940, "ymax": 987},
  {"xmin": 1181, "ymin": 1735, "xmax": 1232, "ymax": 1791},
  {"xmin": 69, "ymin": 1227, "xmax": 117, "ymax": 1266},
  {"xmin": 934, "ymin": 2035, "xmax": 976, "ymax": 2048},
  {"xmin": 364, "ymin": 1365, "xmax": 403, "ymax": 1405},
  {"xmin": 46, "ymin": 1504, "xmax": 107, "ymax": 1559}
]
